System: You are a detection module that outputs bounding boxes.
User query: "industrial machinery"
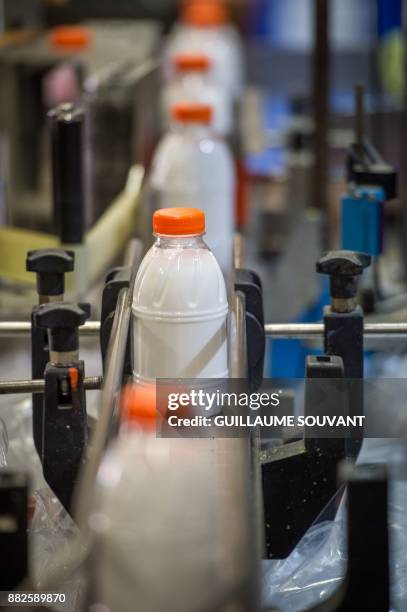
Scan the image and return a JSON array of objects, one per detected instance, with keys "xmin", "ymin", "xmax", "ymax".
[
  {"xmin": 1, "ymin": 1, "xmax": 407, "ymax": 611},
  {"xmin": 0, "ymin": 20, "xmax": 161, "ymax": 293}
]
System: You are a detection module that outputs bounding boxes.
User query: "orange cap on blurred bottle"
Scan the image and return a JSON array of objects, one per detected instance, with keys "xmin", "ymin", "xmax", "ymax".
[
  {"xmin": 173, "ymin": 53, "xmax": 211, "ymax": 72},
  {"xmin": 50, "ymin": 25, "xmax": 92, "ymax": 50},
  {"xmin": 120, "ymin": 383, "xmax": 160, "ymax": 431},
  {"xmin": 182, "ymin": 0, "xmax": 229, "ymax": 27},
  {"xmin": 171, "ymin": 102, "xmax": 213, "ymax": 124},
  {"xmin": 153, "ymin": 208, "xmax": 205, "ymax": 236}
]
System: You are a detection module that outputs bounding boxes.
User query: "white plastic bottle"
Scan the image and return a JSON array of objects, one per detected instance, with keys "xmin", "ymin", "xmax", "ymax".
[
  {"xmin": 149, "ymin": 102, "xmax": 235, "ymax": 274},
  {"xmin": 162, "ymin": 52, "xmax": 232, "ymax": 136},
  {"xmin": 132, "ymin": 207, "xmax": 228, "ymax": 380},
  {"xmin": 91, "ymin": 383, "xmax": 250, "ymax": 612},
  {"xmin": 163, "ymin": 0, "xmax": 244, "ymax": 102}
]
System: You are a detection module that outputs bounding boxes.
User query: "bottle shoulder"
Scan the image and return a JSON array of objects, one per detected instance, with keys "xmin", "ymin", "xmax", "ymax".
[{"xmin": 133, "ymin": 244, "xmax": 228, "ymax": 318}]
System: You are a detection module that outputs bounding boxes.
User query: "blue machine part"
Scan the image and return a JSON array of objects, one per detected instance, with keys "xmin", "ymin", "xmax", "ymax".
[{"xmin": 341, "ymin": 186, "xmax": 385, "ymax": 256}]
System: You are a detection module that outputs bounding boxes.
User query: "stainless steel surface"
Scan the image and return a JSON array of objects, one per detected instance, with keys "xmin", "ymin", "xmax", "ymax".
[
  {"xmin": 49, "ymin": 350, "xmax": 80, "ymax": 366},
  {"xmin": 3, "ymin": 320, "xmax": 407, "ymax": 341},
  {"xmin": 264, "ymin": 322, "xmax": 407, "ymax": 340},
  {"xmin": 230, "ymin": 292, "xmax": 248, "ymax": 378},
  {"xmin": 0, "ymin": 376, "xmax": 102, "ymax": 395},
  {"xmin": 74, "ymin": 247, "xmax": 138, "ymax": 526},
  {"xmin": 0, "ymin": 320, "xmax": 101, "ymax": 337},
  {"xmin": 227, "ymin": 288, "xmax": 260, "ymax": 611},
  {"xmin": 233, "ymin": 233, "xmax": 246, "ymax": 270},
  {"xmin": 74, "ymin": 287, "xmax": 130, "ymax": 527}
]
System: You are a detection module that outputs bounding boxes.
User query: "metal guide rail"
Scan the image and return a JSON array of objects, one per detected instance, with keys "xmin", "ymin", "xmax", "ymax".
[
  {"xmin": 1, "ymin": 320, "xmax": 407, "ymax": 340},
  {"xmin": 0, "ymin": 321, "xmax": 406, "ymax": 393},
  {"xmin": 0, "ymin": 377, "xmax": 102, "ymax": 395}
]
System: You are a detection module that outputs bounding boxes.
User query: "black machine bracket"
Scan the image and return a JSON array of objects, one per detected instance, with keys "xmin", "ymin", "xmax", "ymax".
[
  {"xmin": 100, "ymin": 266, "xmax": 132, "ymax": 378},
  {"xmin": 235, "ymin": 268, "xmax": 265, "ymax": 391},
  {"xmin": 262, "ymin": 355, "xmax": 346, "ymax": 558},
  {"xmin": 26, "ymin": 249, "xmax": 75, "ymax": 458},
  {"xmin": 34, "ymin": 303, "xmax": 89, "ymax": 513}
]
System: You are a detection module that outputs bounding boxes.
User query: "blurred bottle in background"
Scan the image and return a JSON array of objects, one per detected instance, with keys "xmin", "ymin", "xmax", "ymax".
[
  {"xmin": 163, "ymin": 0, "xmax": 244, "ymax": 102},
  {"xmin": 148, "ymin": 103, "xmax": 235, "ymax": 275}
]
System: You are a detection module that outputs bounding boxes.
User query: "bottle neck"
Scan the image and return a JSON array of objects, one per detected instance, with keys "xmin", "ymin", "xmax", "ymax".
[
  {"xmin": 154, "ymin": 234, "xmax": 207, "ymax": 249},
  {"xmin": 177, "ymin": 69, "xmax": 208, "ymax": 79},
  {"xmin": 176, "ymin": 71, "xmax": 208, "ymax": 90},
  {"xmin": 171, "ymin": 121, "xmax": 212, "ymax": 138},
  {"xmin": 179, "ymin": 69, "xmax": 209, "ymax": 79}
]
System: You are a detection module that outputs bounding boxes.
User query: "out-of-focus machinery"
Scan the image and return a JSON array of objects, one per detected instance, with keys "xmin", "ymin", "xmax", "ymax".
[{"xmin": 0, "ymin": 20, "xmax": 161, "ymax": 294}]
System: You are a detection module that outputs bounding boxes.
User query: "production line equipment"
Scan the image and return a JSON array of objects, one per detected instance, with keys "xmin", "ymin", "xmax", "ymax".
[{"xmin": 0, "ymin": 239, "xmax": 402, "ymax": 611}]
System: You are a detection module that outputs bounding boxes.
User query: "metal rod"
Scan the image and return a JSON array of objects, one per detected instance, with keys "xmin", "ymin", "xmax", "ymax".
[
  {"xmin": 0, "ymin": 376, "xmax": 102, "ymax": 395},
  {"xmin": 233, "ymin": 233, "xmax": 245, "ymax": 270},
  {"xmin": 0, "ymin": 321, "xmax": 100, "ymax": 337},
  {"xmin": 74, "ymin": 286, "xmax": 135, "ymax": 528},
  {"xmin": 230, "ymin": 291, "xmax": 248, "ymax": 378},
  {"xmin": 2, "ymin": 320, "xmax": 407, "ymax": 341},
  {"xmin": 4, "ymin": 324, "xmax": 405, "ymax": 393},
  {"xmin": 264, "ymin": 322, "xmax": 407, "ymax": 340}
]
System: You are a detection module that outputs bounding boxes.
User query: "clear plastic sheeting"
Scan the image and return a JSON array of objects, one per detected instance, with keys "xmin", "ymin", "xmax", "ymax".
[
  {"xmin": 262, "ymin": 520, "xmax": 345, "ymax": 611},
  {"xmin": 30, "ymin": 488, "xmax": 84, "ymax": 611},
  {"xmin": 262, "ymin": 438, "xmax": 407, "ymax": 612},
  {"xmin": 0, "ymin": 396, "xmax": 45, "ymax": 489},
  {"xmin": 0, "ymin": 396, "xmax": 83, "ymax": 610},
  {"xmin": 30, "ymin": 488, "xmax": 77, "ymax": 582}
]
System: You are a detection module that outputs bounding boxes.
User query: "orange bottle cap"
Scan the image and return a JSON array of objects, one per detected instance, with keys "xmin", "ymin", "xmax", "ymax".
[
  {"xmin": 173, "ymin": 53, "xmax": 211, "ymax": 72},
  {"xmin": 50, "ymin": 25, "xmax": 91, "ymax": 50},
  {"xmin": 120, "ymin": 383, "xmax": 160, "ymax": 431},
  {"xmin": 182, "ymin": 0, "xmax": 228, "ymax": 27},
  {"xmin": 171, "ymin": 102, "xmax": 213, "ymax": 124},
  {"xmin": 153, "ymin": 207, "xmax": 205, "ymax": 236}
]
